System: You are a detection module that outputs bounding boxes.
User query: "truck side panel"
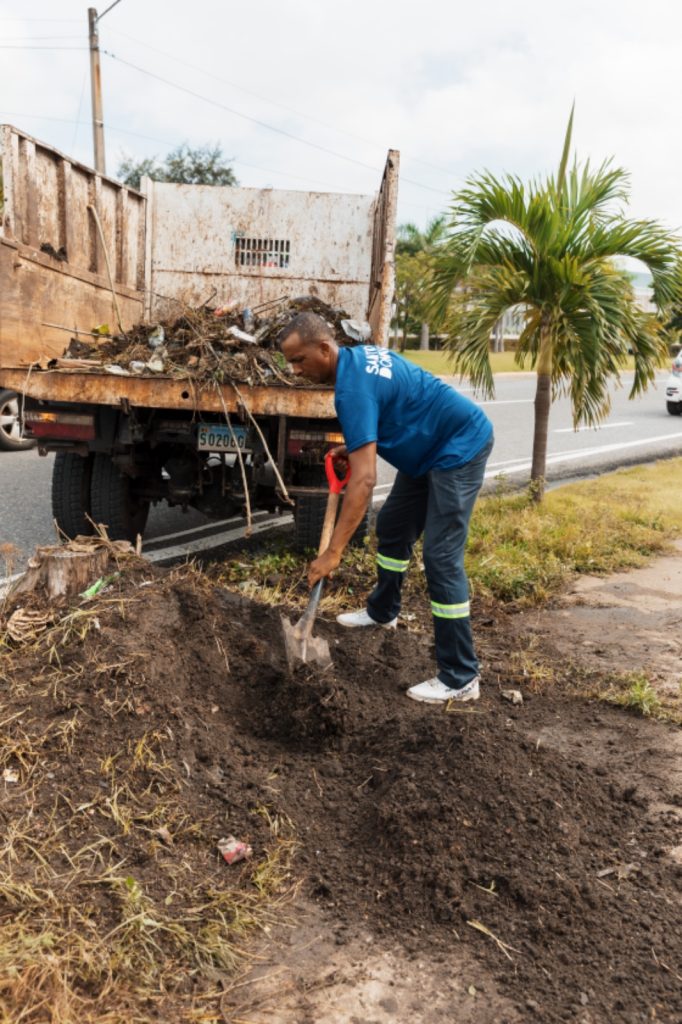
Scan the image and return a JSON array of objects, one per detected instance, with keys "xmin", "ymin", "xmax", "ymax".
[
  {"xmin": 0, "ymin": 125, "xmax": 145, "ymax": 369},
  {"xmin": 0, "ymin": 367, "xmax": 336, "ymax": 417},
  {"xmin": 367, "ymin": 150, "xmax": 400, "ymax": 347},
  {"xmin": 144, "ymin": 180, "xmax": 376, "ymax": 322}
]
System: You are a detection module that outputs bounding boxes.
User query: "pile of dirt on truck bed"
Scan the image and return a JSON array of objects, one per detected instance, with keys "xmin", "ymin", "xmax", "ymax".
[
  {"xmin": 0, "ymin": 557, "xmax": 680, "ymax": 1023},
  {"xmin": 60, "ymin": 294, "xmax": 364, "ymax": 387}
]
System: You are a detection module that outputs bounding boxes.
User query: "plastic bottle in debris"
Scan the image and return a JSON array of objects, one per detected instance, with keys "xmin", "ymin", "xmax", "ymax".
[
  {"xmin": 242, "ymin": 308, "xmax": 255, "ymax": 333},
  {"xmin": 214, "ymin": 299, "xmax": 239, "ymax": 318}
]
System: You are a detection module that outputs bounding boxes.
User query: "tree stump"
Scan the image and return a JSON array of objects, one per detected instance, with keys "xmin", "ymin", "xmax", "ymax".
[{"xmin": 10, "ymin": 544, "xmax": 111, "ymax": 602}]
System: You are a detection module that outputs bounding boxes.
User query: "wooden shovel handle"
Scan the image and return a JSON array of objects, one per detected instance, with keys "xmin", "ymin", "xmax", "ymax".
[
  {"xmin": 318, "ymin": 491, "xmax": 340, "ymax": 556},
  {"xmin": 293, "ymin": 489, "xmax": 340, "ymax": 644}
]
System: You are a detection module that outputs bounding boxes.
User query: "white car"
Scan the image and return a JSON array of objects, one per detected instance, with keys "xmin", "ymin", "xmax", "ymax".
[
  {"xmin": 0, "ymin": 389, "xmax": 36, "ymax": 451},
  {"xmin": 665, "ymin": 353, "xmax": 682, "ymax": 415}
]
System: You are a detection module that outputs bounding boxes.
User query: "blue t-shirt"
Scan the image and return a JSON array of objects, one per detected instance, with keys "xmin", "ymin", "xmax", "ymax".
[{"xmin": 334, "ymin": 346, "xmax": 493, "ymax": 477}]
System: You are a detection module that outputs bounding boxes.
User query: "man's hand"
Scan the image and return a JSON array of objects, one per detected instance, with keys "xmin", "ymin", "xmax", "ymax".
[
  {"xmin": 306, "ymin": 442, "xmax": 376, "ymax": 588},
  {"xmin": 308, "ymin": 547, "xmax": 341, "ymax": 587}
]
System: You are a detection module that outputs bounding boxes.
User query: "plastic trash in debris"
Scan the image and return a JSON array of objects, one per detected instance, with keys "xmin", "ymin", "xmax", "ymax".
[
  {"xmin": 341, "ymin": 319, "xmax": 372, "ymax": 343},
  {"xmin": 146, "ymin": 353, "xmax": 166, "ymax": 373},
  {"xmin": 501, "ymin": 689, "xmax": 524, "ymax": 705},
  {"xmin": 226, "ymin": 326, "xmax": 257, "ymax": 344},
  {"xmin": 129, "ymin": 360, "xmax": 146, "ymax": 373},
  {"xmin": 104, "ymin": 364, "xmax": 130, "ymax": 376},
  {"xmin": 218, "ymin": 835, "xmax": 253, "ymax": 865},
  {"xmin": 80, "ymin": 573, "xmax": 119, "ymax": 600},
  {"xmin": 214, "ymin": 300, "xmax": 239, "ymax": 318},
  {"xmin": 148, "ymin": 325, "xmax": 165, "ymax": 348},
  {"xmin": 242, "ymin": 308, "xmax": 255, "ymax": 332},
  {"xmin": 2, "ymin": 769, "xmax": 19, "ymax": 783}
]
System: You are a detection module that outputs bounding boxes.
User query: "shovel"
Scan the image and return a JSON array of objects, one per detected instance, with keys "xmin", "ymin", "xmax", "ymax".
[{"xmin": 281, "ymin": 451, "xmax": 350, "ymax": 673}]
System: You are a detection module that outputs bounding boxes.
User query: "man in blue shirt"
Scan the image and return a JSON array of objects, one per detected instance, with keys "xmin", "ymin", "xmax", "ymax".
[{"xmin": 280, "ymin": 312, "xmax": 494, "ymax": 704}]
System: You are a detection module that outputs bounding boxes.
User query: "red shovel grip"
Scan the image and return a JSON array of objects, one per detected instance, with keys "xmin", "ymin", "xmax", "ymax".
[{"xmin": 325, "ymin": 450, "xmax": 351, "ymax": 494}]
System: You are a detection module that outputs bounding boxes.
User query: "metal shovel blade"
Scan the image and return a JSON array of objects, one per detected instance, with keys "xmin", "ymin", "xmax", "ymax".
[
  {"xmin": 280, "ymin": 613, "xmax": 333, "ymax": 673},
  {"xmin": 280, "ymin": 578, "xmax": 333, "ymax": 673}
]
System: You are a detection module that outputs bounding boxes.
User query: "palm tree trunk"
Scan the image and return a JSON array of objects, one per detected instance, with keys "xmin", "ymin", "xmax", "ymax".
[
  {"xmin": 530, "ymin": 321, "xmax": 552, "ymax": 501},
  {"xmin": 419, "ymin": 322, "xmax": 430, "ymax": 350},
  {"xmin": 399, "ymin": 310, "xmax": 408, "ymax": 353}
]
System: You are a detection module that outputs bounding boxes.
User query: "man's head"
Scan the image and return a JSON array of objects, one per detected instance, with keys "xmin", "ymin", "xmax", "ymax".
[{"xmin": 279, "ymin": 312, "xmax": 339, "ymax": 385}]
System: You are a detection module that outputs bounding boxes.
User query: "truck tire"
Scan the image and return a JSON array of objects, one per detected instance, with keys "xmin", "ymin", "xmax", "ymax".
[
  {"xmin": 51, "ymin": 452, "xmax": 95, "ymax": 539},
  {"xmin": 0, "ymin": 389, "xmax": 35, "ymax": 451},
  {"xmin": 90, "ymin": 453, "xmax": 150, "ymax": 543},
  {"xmin": 293, "ymin": 494, "xmax": 370, "ymax": 553},
  {"xmin": 666, "ymin": 401, "xmax": 681, "ymax": 416}
]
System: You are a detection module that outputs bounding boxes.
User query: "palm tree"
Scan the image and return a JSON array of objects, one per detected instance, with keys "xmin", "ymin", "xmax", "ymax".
[
  {"xmin": 396, "ymin": 216, "xmax": 446, "ymax": 349},
  {"xmin": 430, "ymin": 111, "xmax": 682, "ymax": 499}
]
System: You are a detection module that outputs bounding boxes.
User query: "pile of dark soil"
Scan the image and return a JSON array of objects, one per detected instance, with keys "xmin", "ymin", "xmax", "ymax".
[
  {"xmin": 60, "ymin": 295, "xmax": 359, "ymax": 387},
  {"xmin": 0, "ymin": 562, "xmax": 680, "ymax": 1023}
]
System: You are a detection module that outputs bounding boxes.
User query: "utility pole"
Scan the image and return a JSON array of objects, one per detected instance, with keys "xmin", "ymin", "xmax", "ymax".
[
  {"xmin": 87, "ymin": 2, "xmax": 122, "ymax": 175},
  {"xmin": 88, "ymin": 7, "xmax": 106, "ymax": 174}
]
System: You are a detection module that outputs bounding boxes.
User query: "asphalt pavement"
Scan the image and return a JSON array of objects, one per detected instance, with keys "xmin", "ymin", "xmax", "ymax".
[{"xmin": 1, "ymin": 369, "xmax": 679, "ymax": 580}]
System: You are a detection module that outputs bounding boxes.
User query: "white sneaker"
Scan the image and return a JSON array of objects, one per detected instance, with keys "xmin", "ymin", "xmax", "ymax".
[
  {"xmin": 336, "ymin": 609, "xmax": 398, "ymax": 629},
  {"xmin": 407, "ymin": 676, "xmax": 480, "ymax": 704}
]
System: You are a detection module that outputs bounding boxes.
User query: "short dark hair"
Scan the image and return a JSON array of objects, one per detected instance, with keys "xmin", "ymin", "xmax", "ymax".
[{"xmin": 278, "ymin": 312, "xmax": 335, "ymax": 348}]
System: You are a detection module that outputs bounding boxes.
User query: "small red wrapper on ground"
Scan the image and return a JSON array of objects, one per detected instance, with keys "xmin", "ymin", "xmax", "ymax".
[{"xmin": 218, "ymin": 835, "xmax": 253, "ymax": 865}]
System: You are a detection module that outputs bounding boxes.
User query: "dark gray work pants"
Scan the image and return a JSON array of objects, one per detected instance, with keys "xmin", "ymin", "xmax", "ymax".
[{"xmin": 367, "ymin": 436, "xmax": 493, "ymax": 689}]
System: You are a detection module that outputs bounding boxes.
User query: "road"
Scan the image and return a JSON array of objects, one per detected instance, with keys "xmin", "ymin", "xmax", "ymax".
[{"xmin": 1, "ymin": 370, "xmax": 679, "ymax": 579}]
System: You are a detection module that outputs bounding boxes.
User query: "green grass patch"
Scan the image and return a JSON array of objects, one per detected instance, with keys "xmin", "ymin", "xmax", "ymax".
[
  {"xmin": 576, "ymin": 669, "xmax": 681, "ymax": 723},
  {"xmin": 213, "ymin": 460, "xmax": 682, "ymax": 611},
  {"xmin": 403, "ymin": 350, "xmax": 529, "ymax": 375},
  {"xmin": 467, "ymin": 461, "xmax": 682, "ymax": 604},
  {"xmin": 403, "ymin": 349, "xmax": 643, "ymax": 377}
]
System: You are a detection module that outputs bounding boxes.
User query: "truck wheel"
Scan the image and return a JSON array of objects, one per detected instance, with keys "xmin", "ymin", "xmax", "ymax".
[
  {"xmin": 0, "ymin": 389, "xmax": 35, "ymax": 451},
  {"xmin": 52, "ymin": 452, "xmax": 95, "ymax": 539},
  {"xmin": 293, "ymin": 494, "xmax": 370, "ymax": 553},
  {"xmin": 90, "ymin": 453, "xmax": 150, "ymax": 543},
  {"xmin": 666, "ymin": 401, "xmax": 681, "ymax": 416}
]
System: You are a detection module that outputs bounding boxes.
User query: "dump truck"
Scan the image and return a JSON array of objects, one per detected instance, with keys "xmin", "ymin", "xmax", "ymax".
[{"xmin": 0, "ymin": 125, "xmax": 398, "ymax": 547}]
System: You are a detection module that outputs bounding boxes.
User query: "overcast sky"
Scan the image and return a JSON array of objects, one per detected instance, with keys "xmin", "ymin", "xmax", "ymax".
[{"xmin": 1, "ymin": 0, "xmax": 681, "ymax": 235}]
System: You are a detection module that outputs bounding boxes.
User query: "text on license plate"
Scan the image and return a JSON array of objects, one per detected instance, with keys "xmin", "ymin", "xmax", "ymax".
[{"xmin": 197, "ymin": 424, "xmax": 251, "ymax": 452}]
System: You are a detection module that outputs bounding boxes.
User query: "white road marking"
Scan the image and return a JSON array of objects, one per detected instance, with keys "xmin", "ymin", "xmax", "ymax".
[
  {"xmin": 553, "ymin": 422, "xmax": 633, "ymax": 434},
  {"xmin": 478, "ymin": 398, "xmax": 533, "ymax": 406},
  {"xmin": 145, "ymin": 513, "xmax": 293, "ymax": 561},
  {"xmin": 485, "ymin": 431, "xmax": 682, "ymax": 477},
  {"xmin": 144, "ymin": 510, "xmax": 269, "ymax": 547}
]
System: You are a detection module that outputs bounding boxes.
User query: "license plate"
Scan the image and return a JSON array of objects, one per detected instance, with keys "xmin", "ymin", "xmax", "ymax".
[{"xmin": 197, "ymin": 423, "xmax": 251, "ymax": 452}]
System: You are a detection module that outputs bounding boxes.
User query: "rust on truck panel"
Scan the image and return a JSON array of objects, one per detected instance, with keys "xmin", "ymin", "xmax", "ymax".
[
  {"xmin": 368, "ymin": 150, "xmax": 399, "ymax": 346},
  {"xmin": 1, "ymin": 125, "xmax": 145, "ymax": 369},
  {"xmin": 1, "ymin": 126, "xmax": 145, "ymax": 290},
  {"xmin": 0, "ymin": 243, "xmax": 144, "ymax": 369},
  {"xmin": 144, "ymin": 179, "xmax": 376, "ymax": 324},
  {"xmin": 0, "ymin": 369, "xmax": 337, "ymax": 418}
]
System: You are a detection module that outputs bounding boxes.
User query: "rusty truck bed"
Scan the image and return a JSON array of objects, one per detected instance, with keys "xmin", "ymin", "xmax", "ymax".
[{"xmin": 0, "ymin": 367, "xmax": 336, "ymax": 418}]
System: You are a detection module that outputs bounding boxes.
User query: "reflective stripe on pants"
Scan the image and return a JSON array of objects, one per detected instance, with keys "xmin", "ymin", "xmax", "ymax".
[{"xmin": 367, "ymin": 435, "xmax": 493, "ymax": 688}]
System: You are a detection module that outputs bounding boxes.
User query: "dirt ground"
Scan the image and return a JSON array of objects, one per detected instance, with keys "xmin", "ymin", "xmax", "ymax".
[{"xmin": 0, "ymin": 544, "xmax": 680, "ymax": 1023}]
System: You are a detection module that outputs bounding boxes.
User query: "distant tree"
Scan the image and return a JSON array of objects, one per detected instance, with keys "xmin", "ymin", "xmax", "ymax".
[
  {"xmin": 396, "ymin": 215, "xmax": 447, "ymax": 257},
  {"xmin": 394, "ymin": 216, "xmax": 446, "ymax": 349},
  {"xmin": 117, "ymin": 143, "xmax": 238, "ymax": 190},
  {"xmin": 394, "ymin": 250, "xmax": 431, "ymax": 351},
  {"xmin": 430, "ymin": 109, "xmax": 682, "ymax": 500}
]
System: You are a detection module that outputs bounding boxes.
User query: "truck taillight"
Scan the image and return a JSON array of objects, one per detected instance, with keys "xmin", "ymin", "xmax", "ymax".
[
  {"xmin": 24, "ymin": 410, "xmax": 96, "ymax": 441},
  {"xmin": 287, "ymin": 429, "xmax": 344, "ymax": 456}
]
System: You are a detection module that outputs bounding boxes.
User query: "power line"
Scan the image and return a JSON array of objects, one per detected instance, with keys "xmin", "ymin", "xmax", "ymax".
[
  {"xmin": 0, "ymin": 45, "xmax": 88, "ymax": 50},
  {"xmin": 0, "ymin": 110, "xmax": 355, "ymax": 192},
  {"xmin": 108, "ymin": 26, "xmax": 459, "ymax": 182},
  {"xmin": 101, "ymin": 49, "xmax": 450, "ymax": 197},
  {"xmin": 0, "ymin": 35, "xmax": 84, "ymax": 40},
  {"xmin": 71, "ymin": 73, "xmax": 89, "ymax": 153},
  {"xmin": 0, "ymin": 110, "xmax": 445, "ymax": 216}
]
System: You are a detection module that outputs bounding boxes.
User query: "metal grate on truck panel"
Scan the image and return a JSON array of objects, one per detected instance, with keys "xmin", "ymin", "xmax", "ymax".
[{"xmin": 235, "ymin": 237, "xmax": 291, "ymax": 269}]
